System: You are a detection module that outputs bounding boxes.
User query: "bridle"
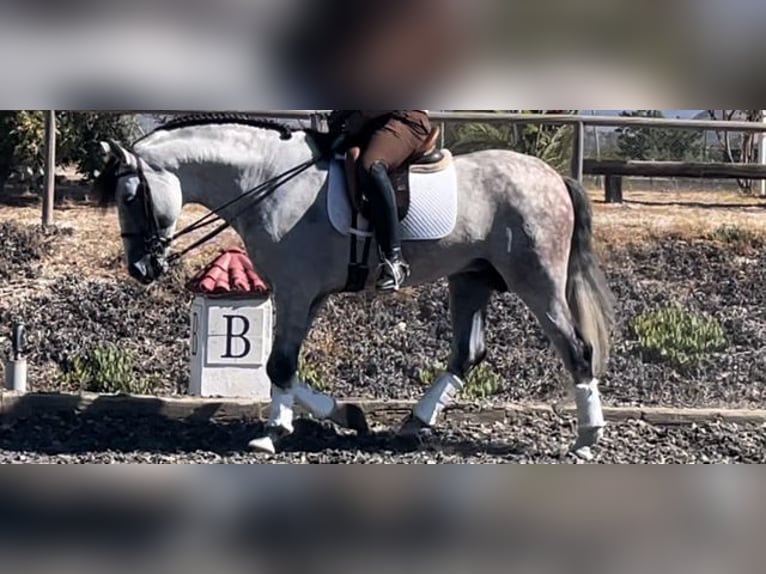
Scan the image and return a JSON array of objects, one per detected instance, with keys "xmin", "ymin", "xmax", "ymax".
[
  {"xmin": 117, "ymin": 151, "xmax": 322, "ymax": 273},
  {"xmin": 117, "ymin": 160, "xmax": 171, "ymax": 278}
]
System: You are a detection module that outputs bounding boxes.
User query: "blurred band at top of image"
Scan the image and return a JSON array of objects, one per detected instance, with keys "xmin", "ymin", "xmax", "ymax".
[{"xmin": 0, "ymin": 0, "xmax": 764, "ymax": 107}]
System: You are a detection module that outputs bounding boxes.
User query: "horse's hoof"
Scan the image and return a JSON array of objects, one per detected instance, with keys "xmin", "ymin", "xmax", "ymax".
[
  {"xmin": 571, "ymin": 446, "xmax": 595, "ymax": 462},
  {"xmin": 248, "ymin": 426, "xmax": 291, "ymax": 454},
  {"xmin": 398, "ymin": 414, "xmax": 432, "ymax": 438},
  {"xmin": 248, "ymin": 436, "xmax": 277, "ymax": 454},
  {"xmin": 330, "ymin": 403, "xmax": 370, "ymax": 436},
  {"xmin": 570, "ymin": 426, "xmax": 605, "ymax": 462}
]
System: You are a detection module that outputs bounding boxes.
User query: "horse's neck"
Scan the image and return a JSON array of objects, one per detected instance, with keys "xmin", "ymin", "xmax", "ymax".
[
  {"xmin": 152, "ymin": 130, "xmax": 318, "ymax": 241},
  {"xmin": 142, "ymin": 126, "xmax": 311, "ymax": 210}
]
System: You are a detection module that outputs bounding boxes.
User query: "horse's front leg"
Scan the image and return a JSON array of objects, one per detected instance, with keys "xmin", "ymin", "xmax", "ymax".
[{"xmin": 249, "ymin": 294, "xmax": 368, "ymax": 454}]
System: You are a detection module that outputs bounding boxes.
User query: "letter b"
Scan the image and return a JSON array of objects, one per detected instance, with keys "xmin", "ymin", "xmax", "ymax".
[{"xmin": 223, "ymin": 315, "xmax": 251, "ymax": 359}]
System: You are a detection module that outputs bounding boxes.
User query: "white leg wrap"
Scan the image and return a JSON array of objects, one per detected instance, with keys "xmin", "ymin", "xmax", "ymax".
[
  {"xmin": 268, "ymin": 385, "xmax": 295, "ymax": 434},
  {"xmin": 292, "ymin": 377, "xmax": 337, "ymax": 420},
  {"xmin": 414, "ymin": 372, "xmax": 464, "ymax": 427},
  {"xmin": 575, "ymin": 379, "xmax": 605, "ymax": 429}
]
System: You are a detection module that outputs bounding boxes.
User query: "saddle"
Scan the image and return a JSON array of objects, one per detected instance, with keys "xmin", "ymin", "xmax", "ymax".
[{"xmin": 344, "ymin": 126, "xmax": 450, "ymax": 222}]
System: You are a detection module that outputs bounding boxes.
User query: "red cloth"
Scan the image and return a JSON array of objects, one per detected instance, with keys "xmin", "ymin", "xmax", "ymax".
[{"xmin": 186, "ymin": 247, "xmax": 270, "ymax": 297}]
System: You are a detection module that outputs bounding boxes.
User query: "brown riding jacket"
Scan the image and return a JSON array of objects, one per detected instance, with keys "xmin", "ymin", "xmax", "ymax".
[
  {"xmin": 344, "ymin": 110, "xmax": 429, "ymax": 137},
  {"xmin": 340, "ymin": 110, "xmax": 432, "ymax": 171}
]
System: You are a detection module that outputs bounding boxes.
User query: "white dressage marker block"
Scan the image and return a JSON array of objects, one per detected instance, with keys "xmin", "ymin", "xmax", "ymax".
[
  {"xmin": 186, "ymin": 247, "xmax": 274, "ymax": 400},
  {"xmin": 189, "ymin": 296, "xmax": 273, "ymax": 399}
]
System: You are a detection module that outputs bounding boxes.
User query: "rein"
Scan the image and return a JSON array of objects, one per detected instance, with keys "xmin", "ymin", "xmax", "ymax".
[{"xmin": 130, "ymin": 154, "xmax": 321, "ymax": 267}]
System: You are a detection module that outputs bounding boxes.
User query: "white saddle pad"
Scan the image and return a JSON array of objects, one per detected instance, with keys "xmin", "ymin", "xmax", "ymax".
[{"xmin": 327, "ymin": 151, "xmax": 458, "ymax": 241}]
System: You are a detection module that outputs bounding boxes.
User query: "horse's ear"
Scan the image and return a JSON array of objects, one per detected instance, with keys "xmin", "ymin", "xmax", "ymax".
[
  {"xmin": 100, "ymin": 140, "xmax": 130, "ymax": 165},
  {"xmin": 99, "ymin": 141, "xmax": 112, "ymax": 160}
]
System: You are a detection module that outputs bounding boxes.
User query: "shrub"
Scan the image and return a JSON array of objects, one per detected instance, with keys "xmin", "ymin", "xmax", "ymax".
[
  {"xmin": 61, "ymin": 344, "xmax": 156, "ymax": 395},
  {"xmin": 707, "ymin": 225, "xmax": 763, "ymax": 250},
  {"xmin": 631, "ymin": 306, "xmax": 727, "ymax": 369},
  {"xmin": 418, "ymin": 362, "xmax": 501, "ymax": 402},
  {"xmin": 298, "ymin": 353, "xmax": 330, "ymax": 392}
]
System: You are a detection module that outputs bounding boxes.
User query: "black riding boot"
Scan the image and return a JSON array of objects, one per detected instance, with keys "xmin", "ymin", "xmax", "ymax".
[{"xmin": 367, "ymin": 161, "xmax": 410, "ymax": 292}]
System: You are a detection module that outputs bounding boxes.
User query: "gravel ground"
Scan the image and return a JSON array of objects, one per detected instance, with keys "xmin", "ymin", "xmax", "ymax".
[
  {"xmin": 0, "ymin": 411, "xmax": 764, "ymax": 464},
  {"xmin": 0, "ymin": 271, "xmax": 193, "ymax": 394},
  {"xmin": 3, "ymin": 222, "xmax": 766, "ymax": 409}
]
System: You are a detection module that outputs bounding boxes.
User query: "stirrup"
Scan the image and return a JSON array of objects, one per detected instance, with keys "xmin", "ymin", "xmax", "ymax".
[{"xmin": 376, "ymin": 257, "xmax": 410, "ymax": 292}]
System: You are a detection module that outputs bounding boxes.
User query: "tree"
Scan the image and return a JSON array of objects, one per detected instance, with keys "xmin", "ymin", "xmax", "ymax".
[
  {"xmin": 616, "ymin": 110, "xmax": 703, "ymax": 161},
  {"xmin": 443, "ymin": 110, "xmax": 577, "ymax": 173},
  {"xmin": 0, "ymin": 111, "xmax": 45, "ymax": 191},
  {"xmin": 0, "ymin": 112, "xmax": 141, "ymax": 192},
  {"xmin": 58, "ymin": 113, "xmax": 142, "ymax": 180},
  {"xmin": 706, "ymin": 110, "xmax": 763, "ymax": 194}
]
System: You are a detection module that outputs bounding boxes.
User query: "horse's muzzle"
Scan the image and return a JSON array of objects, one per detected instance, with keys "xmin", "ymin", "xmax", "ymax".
[{"xmin": 129, "ymin": 254, "xmax": 167, "ymax": 285}]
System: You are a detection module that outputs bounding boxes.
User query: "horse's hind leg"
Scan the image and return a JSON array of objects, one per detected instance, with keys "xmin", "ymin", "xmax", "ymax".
[
  {"xmin": 249, "ymin": 293, "xmax": 368, "ymax": 454},
  {"xmin": 510, "ymin": 271, "xmax": 605, "ymax": 460},
  {"xmin": 400, "ymin": 271, "xmax": 494, "ymax": 435}
]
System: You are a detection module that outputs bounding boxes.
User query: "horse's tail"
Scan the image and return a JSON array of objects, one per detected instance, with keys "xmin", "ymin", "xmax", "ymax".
[{"xmin": 563, "ymin": 176, "xmax": 615, "ymax": 377}]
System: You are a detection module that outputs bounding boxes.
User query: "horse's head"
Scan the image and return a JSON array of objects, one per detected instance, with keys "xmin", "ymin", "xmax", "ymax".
[{"xmin": 94, "ymin": 140, "xmax": 183, "ymax": 285}]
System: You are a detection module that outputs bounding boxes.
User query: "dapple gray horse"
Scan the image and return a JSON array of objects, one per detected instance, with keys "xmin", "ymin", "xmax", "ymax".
[{"xmin": 95, "ymin": 115, "xmax": 615, "ymax": 460}]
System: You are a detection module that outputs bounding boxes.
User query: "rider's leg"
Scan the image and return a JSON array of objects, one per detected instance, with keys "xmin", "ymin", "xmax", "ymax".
[
  {"xmin": 365, "ymin": 161, "xmax": 409, "ymax": 291},
  {"xmin": 360, "ymin": 122, "xmax": 422, "ymax": 291}
]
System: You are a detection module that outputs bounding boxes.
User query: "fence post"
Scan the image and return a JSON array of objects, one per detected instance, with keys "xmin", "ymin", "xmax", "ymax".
[
  {"xmin": 605, "ymin": 175, "xmax": 623, "ymax": 204},
  {"xmin": 42, "ymin": 110, "xmax": 56, "ymax": 228},
  {"xmin": 571, "ymin": 121, "xmax": 584, "ymax": 184},
  {"xmin": 760, "ymin": 110, "xmax": 766, "ymax": 197},
  {"xmin": 440, "ymin": 121, "xmax": 446, "ymax": 149}
]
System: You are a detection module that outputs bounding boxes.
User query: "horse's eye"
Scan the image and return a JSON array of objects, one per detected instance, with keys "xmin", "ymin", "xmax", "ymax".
[{"xmin": 120, "ymin": 185, "xmax": 138, "ymax": 204}]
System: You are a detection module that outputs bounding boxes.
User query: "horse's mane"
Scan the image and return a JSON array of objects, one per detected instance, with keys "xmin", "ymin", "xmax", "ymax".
[
  {"xmin": 137, "ymin": 112, "xmax": 335, "ymax": 157},
  {"xmin": 142, "ymin": 113, "xmax": 297, "ymax": 142}
]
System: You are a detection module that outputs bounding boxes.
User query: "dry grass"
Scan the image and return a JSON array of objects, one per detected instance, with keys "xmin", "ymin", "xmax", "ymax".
[{"xmin": 589, "ymin": 187, "xmax": 766, "ymax": 246}]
